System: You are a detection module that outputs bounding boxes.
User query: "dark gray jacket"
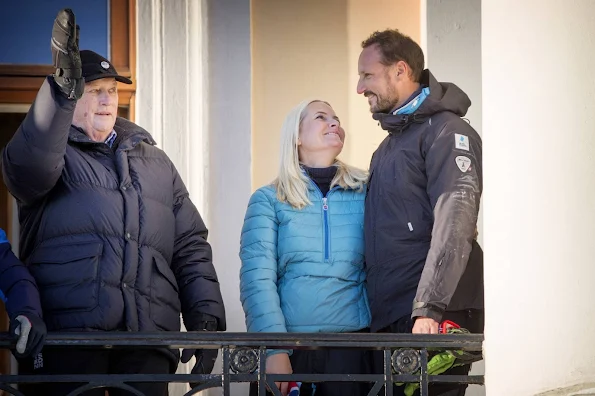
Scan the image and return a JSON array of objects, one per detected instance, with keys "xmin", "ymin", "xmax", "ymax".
[
  {"xmin": 365, "ymin": 70, "xmax": 483, "ymax": 332},
  {"xmin": 2, "ymin": 78, "xmax": 226, "ymax": 350}
]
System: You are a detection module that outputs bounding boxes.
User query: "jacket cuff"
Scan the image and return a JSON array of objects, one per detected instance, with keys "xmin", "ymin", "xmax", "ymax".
[
  {"xmin": 266, "ymin": 349, "xmax": 293, "ymax": 358},
  {"xmin": 411, "ymin": 302, "xmax": 444, "ymax": 322},
  {"xmin": 0, "ymin": 228, "xmax": 8, "ymax": 244},
  {"xmin": 184, "ymin": 313, "xmax": 219, "ymax": 332},
  {"xmin": 11, "ymin": 311, "xmax": 44, "ymax": 324}
]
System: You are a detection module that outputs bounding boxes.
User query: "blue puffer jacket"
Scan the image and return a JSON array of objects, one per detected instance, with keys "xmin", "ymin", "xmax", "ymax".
[{"xmin": 239, "ymin": 182, "xmax": 370, "ymax": 338}]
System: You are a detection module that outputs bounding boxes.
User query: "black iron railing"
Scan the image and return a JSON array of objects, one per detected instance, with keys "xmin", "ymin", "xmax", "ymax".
[{"xmin": 0, "ymin": 332, "xmax": 484, "ymax": 396}]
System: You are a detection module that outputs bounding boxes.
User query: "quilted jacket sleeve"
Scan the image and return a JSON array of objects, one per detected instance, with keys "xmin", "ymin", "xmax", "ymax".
[
  {"xmin": 171, "ymin": 165, "xmax": 226, "ymax": 331},
  {"xmin": 2, "ymin": 77, "xmax": 74, "ymax": 204},
  {"xmin": 239, "ymin": 188, "xmax": 288, "ymax": 352}
]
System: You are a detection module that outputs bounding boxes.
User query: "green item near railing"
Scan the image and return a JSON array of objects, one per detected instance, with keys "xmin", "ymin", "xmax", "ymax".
[
  {"xmin": 395, "ymin": 327, "xmax": 482, "ymax": 396},
  {"xmin": 397, "ymin": 350, "xmax": 465, "ymax": 396}
]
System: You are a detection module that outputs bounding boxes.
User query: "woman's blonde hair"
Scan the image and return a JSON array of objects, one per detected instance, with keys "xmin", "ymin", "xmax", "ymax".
[{"xmin": 273, "ymin": 99, "xmax": 368, "ymax": 209}]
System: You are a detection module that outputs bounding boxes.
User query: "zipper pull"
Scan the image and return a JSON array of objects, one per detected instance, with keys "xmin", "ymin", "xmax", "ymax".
[{"xmin": 322, "ymin": 197, "xmax": 328, "ymax": 210}]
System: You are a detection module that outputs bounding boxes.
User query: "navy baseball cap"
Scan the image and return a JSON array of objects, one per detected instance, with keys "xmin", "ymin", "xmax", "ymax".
[{"xmin": 80, "ymin": 50, "xmax": 132, "ymax": 84}]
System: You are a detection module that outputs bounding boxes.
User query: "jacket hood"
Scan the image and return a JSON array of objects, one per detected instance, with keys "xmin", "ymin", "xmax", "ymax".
[{"xmin": 372, "ymin": 69, "xmax": 471, "ymax": 134}]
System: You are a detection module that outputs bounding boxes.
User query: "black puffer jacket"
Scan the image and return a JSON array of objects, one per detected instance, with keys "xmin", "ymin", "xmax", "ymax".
[
  {"xmin": 365, "ymin": 70, "xmax": 483, "ymax": 332},
  {"xmin": 2, "ymin": 78, "xmax": 226, "ymax": 352}
]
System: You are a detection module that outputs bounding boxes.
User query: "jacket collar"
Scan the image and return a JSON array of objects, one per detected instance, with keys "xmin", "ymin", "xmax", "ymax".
[
  {"xmin": 68, "ymin": 117, "xmax": 156, "ymax": 150},
  {"xmin": 372, "ymin": 69, "xmax": 471, "ymax": 135}
]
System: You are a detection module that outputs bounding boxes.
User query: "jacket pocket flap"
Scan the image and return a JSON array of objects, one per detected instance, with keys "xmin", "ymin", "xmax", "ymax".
[
  {"xmin": 153, "ymin": 257, "xmax": 179, "ymax": 292},
  {"xmin": 30, "ymin": 242, "xmax": 103, "ymax": 264}
]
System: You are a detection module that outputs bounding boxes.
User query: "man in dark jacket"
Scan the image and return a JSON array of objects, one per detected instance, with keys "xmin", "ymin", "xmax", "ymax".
[
  {"xmin": 357, "ymin": 29, "xmax": 483, "ymax": 395},
  {"xmin": 2, "ymin": 9, "xmax": 226, "ymax": 396},
  {"xmin": 0, "ymin": 229, "xmax": 46, "ymax": 360}
]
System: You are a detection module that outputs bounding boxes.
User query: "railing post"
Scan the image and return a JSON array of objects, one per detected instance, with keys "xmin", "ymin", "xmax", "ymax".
[
  {"xmin": 222, "ymin": 346, "xmax": 230, "ymax": 396},
  {"xmin": 420, "ymin": 349, "xmax": 429, "ymax": 396},
  {"xmin": 384, "ymin": 349, "xmax": 393, "ymax": 396},
  {"xmin": 258, "ymin": 348, "xmax": 267, "ymax": 396}
]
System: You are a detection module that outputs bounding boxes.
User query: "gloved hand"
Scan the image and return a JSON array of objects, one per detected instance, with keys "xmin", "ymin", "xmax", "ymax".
[
  {"xmin": 181, "ymin": 313, "xmax": 219, "ymax": 389},
  {"xmin": 9, "ymin": 314, "xmax": 47, "ymax": 358},
  {"xmin": 181, "ymin": 348, "xmax": 219, "ymax": 389},
  {"xmin": 51, "ymin": 8, "xmax": 84, "ymax": 99}
]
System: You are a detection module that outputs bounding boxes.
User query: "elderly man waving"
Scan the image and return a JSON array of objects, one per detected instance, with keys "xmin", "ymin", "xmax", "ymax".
[{"xmin": 2, "ymin": 9, "xmax": 225, "ymax": 396}]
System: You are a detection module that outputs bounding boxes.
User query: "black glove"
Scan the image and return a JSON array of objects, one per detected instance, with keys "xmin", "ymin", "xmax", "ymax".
[
  {"xmin": 9, "ymin": 314, "xmax": 47, "ymax": 358},
  {"xmin": 181, "ymin": 348, "xmax": 219, "ymax": 389},
  {"xmin": 181, "ymin": 313, "xmax": 219, "ymax": 389},
  {"xmin": 51, "ymin": 8, "xmax": 84, "ymax": 99}
]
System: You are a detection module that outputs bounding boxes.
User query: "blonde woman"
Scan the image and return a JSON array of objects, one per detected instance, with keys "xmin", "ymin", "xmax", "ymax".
[{"xmin": 239, "ymin": 100, "xmax": 371, "ymax": 396}]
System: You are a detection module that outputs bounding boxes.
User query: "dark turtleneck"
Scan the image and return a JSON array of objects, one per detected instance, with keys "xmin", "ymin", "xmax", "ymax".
[{"xmin": 302, "ymin": 165, "xmax": 337, "ymax": 197}]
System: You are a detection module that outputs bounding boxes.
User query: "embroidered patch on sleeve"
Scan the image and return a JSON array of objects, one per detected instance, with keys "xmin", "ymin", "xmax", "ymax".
[
  {"xmin": 455, "ymin": 156, "xmax": 472, "ymax": 172},
  {"xmin": 455, "ymin": 134, "xmax": 470, "ymax": 151}
]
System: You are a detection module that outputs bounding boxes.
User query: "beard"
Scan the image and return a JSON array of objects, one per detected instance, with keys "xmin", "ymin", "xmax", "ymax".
[{"xmin": 366, "ymin": 86, "xmax": 399, "ymax": 113}]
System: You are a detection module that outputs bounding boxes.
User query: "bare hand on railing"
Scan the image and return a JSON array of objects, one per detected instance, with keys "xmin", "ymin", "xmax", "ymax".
[
  {"xmin": 411, "ymin": 317, "xmax": 439, "ymax": 334},
  {"xmin": 266, "ymin": 353, "xmax": 293, "ymax": 396}
]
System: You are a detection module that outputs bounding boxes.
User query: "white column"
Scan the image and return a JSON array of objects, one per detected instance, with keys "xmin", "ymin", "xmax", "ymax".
[
  {"xmin": 136, "ymin": 0, "xmax": 164, "ymax": 148},
  {"xmin": 136, "ymin": 1, "xmax": 210, "ymax": 395},
  {"xmin": 205, "ymin": 0, "xmax": 252, "ymax": 395},
  {"xmin": 426, "ymin": 0, "xmax": 481, "ymax": 137},
  {"xmin": 483, "ymin": 1, "xmax": 595, "ymax": 395},
  {"xmin": 205, "ymin": 0, "xmax": 252, "ymax": 333}
]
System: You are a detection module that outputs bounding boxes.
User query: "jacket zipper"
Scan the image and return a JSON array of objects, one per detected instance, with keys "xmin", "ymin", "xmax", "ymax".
[
  {"xmin": 310, "ymin": 182, "xmax": 337, "ymax": 263},
  {"xmin": 322, "ymin": 197, "xmax": 330, "ymax": 261}
]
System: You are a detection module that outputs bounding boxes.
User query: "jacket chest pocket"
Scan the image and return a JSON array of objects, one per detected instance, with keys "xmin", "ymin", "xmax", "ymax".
[
  {"xmin": 379, "ymin": 154, "xmax": 431, "ymax": 239},
  {"xmin": 396, "ymin": 153, "xmax": 433, "ymax": 238},
  {"xmin": 28, "ymin": 241, "xmax": 103, "ymax": 313}
]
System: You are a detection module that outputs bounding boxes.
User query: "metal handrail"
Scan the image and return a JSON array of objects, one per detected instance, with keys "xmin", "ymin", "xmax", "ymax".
[{"xmin": 0, "ymin": 332, "xmax": 484, "ymax": 396}]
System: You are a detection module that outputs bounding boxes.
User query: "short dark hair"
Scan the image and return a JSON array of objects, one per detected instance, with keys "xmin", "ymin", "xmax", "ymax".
[{"xmin": 361, "ymin": 29, "xmax": 425, "ymax": 82}]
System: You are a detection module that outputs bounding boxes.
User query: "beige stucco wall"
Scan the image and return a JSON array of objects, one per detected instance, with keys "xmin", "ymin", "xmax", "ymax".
[
  {"xmin": 345, "ymin": 0, "xmax": 421, "ymax": 169},
  {"xmin": 251, "ymin": 0, "xmax": 421, "ymax": 190}
]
